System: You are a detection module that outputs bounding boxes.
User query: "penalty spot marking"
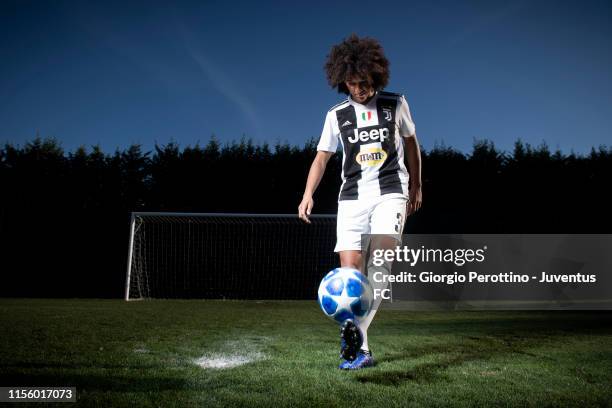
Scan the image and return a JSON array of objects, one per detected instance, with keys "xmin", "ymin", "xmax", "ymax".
[{"xmin": 194, "ymin": 352, "xmax": 264, "ymax": 369}]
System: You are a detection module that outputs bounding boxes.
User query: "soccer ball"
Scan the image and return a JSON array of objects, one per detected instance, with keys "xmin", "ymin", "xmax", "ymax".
[{"xmin": 317, "ymin": 267, "xmax": 374, "ymax": 324}]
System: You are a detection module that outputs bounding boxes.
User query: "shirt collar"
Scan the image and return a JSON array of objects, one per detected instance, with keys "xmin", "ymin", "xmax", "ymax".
[{"xmin": 348, "ymin": 90, "xmax": 378, "ymax": 107}]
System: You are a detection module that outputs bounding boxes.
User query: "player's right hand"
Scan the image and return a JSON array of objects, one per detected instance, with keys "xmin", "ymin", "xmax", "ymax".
[{"xmin": 298, "ymin": 196, "xmax": 314, "ymax": 224}]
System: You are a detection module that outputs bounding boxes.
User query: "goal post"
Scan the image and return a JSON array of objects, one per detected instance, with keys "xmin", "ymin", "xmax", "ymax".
[
  {"xmin": 125, "ymin": 213, "xmax": 137, "ymax": 300},
  {"xmin": 125, "ymin": 212, "xmax": 337, "ymax": 300}
]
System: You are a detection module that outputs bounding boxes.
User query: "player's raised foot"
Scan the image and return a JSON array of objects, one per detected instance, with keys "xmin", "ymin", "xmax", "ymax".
[
  {"xmin": 339, "ymin": 319, "xmax": 363, "ymax": 362},
  {"xmin": 344, "ymin": 349, "xmax": 375, "ymax": 370}
]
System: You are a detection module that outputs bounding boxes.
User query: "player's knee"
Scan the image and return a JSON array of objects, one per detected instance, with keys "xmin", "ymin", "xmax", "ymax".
[{"xmin": 339, "ymin": 252, "xmax": 362, "ymax": 271}]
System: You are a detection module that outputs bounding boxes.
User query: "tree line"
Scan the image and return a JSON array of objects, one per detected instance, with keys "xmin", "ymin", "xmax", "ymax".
[{"xmin": 0, "ymin": 137, "xmax": 610, "ymax": 297}]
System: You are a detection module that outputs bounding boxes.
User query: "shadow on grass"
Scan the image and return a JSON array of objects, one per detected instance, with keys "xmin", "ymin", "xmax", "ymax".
[
  {"xmin": 357, "ymin": 339, "xmax": 514, "ymax": 386},
  {"xmin": 356, "ymin": 312, "xmax": 612, "ymax": 386},
  {"xmin": 357, "ymin": 357, "xmax": 465, "ymax": 386}
]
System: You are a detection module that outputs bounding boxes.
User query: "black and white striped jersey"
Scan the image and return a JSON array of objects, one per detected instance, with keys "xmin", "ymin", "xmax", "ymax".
[{"xmin": 317, "ymin": 91, "xmax": 416, "ymax": 201}]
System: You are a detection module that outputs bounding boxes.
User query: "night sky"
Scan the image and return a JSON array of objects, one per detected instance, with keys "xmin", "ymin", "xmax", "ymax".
[{"xmin": 1, "ymin": 0, "xmax": 611, "ymax": 154}]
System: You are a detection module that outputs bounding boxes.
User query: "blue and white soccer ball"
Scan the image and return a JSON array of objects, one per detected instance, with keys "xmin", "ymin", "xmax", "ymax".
[{"xmin": 317, "ymin": 267, "xmax": 374, "ymax": 324}]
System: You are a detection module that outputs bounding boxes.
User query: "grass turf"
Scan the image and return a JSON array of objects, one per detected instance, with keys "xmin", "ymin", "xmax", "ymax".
[{"xmin": 0, "ymin": 299, "xmax": 611, "ymax": 407}]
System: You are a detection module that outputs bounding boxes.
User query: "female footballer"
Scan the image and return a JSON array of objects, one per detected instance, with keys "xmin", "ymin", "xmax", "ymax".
[{"xmin": 298, "ymin": 34, "xmax": 423, "ymax": 370}]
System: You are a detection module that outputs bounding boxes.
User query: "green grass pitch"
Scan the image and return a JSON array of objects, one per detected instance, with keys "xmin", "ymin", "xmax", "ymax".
[{"xmin": 0, "ymin": 299, "xmax": 611, "ymax": 407}]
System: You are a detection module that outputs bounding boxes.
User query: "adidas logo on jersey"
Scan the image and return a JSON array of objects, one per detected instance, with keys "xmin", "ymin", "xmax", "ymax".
[
  {"xmin": 348, "ymin": 127, "xmax": 389, "ymax": 144},
  {"xmin": 341, "ymin": 120, "xmax": 352, "ymax": 127}
]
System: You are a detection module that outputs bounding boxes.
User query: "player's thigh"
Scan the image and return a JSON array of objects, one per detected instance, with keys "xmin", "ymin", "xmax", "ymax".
[
  {"xmin": 370, "ymin": 196, "xmax": 408, "ymax": 244},
  {"xmin": 367, "ymin": 197, "xmax": 407, "ymax": 270},
  {"xmin": 334, "ymin": 199, "xmax": 371, "ymax": 253}
]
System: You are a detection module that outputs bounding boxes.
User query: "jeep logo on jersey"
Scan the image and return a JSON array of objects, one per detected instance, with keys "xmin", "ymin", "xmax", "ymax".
[
  {"xmin": 356, "ymin": 146, "xmax": 387, "ymax": 167},
  {"xmin": 348, "ymin": 127, "xmax": 389, "ymax": 144}
]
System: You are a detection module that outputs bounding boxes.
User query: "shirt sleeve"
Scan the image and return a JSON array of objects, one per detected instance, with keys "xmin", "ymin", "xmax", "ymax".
[
  {"xmin": 316, "ymin": 111, "xmax": 339, "ymax": 152},
  {"xmin": 398, "ymin": 95, "xmax": 416, "ymax": 138}
]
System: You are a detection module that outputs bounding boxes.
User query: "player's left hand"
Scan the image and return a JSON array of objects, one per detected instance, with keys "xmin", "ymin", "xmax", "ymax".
[
  {"xmin": 407, "ymin": 185, "xmax": 422, "ymax": 216},
  {"xmin": 298, "ymin": 196, "xmax": 314, "ymax": 224}
]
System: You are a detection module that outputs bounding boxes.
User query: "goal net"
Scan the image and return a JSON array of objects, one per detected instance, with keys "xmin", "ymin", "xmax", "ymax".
[{"xmin": 125, "ymin": 213, "xmax": 337, "ymax": 300}]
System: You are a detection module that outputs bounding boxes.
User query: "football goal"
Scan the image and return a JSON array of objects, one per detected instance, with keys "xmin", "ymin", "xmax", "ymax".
[{"xmin": 125, "ymin": 212, "xmax": 337, "ymax": 300}]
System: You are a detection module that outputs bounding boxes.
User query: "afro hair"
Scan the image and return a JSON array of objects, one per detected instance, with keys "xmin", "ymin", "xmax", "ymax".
[{"xmin": 324, "ymin": 34, "xmax": 390, "ymax": 95}]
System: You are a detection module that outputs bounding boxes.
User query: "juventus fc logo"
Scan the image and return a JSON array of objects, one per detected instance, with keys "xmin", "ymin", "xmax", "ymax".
[{"xmin": 383, "ymin": 108, "xmax": 392, "ymax": 121}]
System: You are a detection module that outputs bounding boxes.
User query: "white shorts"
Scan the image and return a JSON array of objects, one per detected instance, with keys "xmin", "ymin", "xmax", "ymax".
[{"xmin": 334, "ymin": 194, "xmax": 408, "ymax": 252}]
